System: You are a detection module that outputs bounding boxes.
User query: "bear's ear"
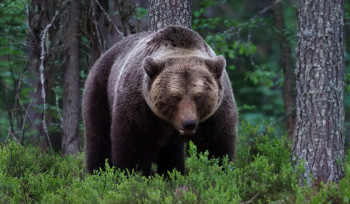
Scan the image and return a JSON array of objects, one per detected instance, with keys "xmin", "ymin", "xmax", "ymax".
[
  {"xmin": 143, "ymin": 57, "xmax": 165, "ymax": 79},
  {"xmin": 205, "ymin": 56, "xmax": 226, "ymax": 79}
]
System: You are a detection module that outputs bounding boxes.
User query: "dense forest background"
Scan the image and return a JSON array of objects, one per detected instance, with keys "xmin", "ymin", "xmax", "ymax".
[
  {"xmin": 2, "ymin": 0, "xmax": 349, "ymax": 149},
  {"xmin": 1, "ymin": 0, "xmax": 350, "ymax": 202}
]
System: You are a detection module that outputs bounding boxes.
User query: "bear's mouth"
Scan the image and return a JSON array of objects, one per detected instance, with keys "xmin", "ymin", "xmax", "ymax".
[{"xmin": 178, "ymin": 129, "xmax": 196, "ymax": 136}]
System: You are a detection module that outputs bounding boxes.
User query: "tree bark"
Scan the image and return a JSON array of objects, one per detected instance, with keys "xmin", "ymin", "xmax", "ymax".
[
  {"xmin": 61, "ymin": 0, "xmax": 80, "ymax": 155},
  {"xmin": 271, "ymin": 0, "xmax": 296, "ymax": 138},
  {"xmin": 148, "ymin": 0, "xmax": 192, "ymax": 31},
  {"xmin": 293, "ymin": 0, "xmax": 345, "ymax": 184}
]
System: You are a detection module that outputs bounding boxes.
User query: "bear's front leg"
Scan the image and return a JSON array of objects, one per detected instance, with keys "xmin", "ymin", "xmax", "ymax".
[
  {"xmin": 110, "ymin": 129, "xmax": 161, "ymax": 176},
  {"xmin": 156, "ymin": 137, "xmax": 185, "ymax": 175},
  {"xmin": 191, "ymin": 105, "xmax": 237, "ymax": 161}
]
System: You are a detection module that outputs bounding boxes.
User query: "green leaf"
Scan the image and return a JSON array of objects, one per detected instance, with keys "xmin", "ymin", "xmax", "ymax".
[
  {"xmin": 229, "ymin": 65, "xmax": 236, "ymax": 70},
  {"xmin": 228, "ymin": 50, "xmax": 235, "ymax": 59},
  {"xmin": 194, "ymin": 11, "xmax": 200, "ymax": 18}
]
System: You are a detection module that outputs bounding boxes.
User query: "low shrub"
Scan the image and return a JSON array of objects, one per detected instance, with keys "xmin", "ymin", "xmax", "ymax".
[{"xmin": 0, "ymin": 123, "xmax": 349, "ymax": 203}]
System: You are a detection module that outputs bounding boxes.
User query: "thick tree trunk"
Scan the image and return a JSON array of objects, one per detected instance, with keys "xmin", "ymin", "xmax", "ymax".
[
  {"xmin": 61, "ymin": 0, "xmax": 80, "ymax": 155},
  {"xmin": 293, "ymin": 0, "xmax": 345, "ymax": 184},
  {"xmin": 148, "ymin": 0, "xmax": 192, "ymax": 31},
  {"xmin": 271, "ymin": 0, "xmax": 296, "ymax": 138}
]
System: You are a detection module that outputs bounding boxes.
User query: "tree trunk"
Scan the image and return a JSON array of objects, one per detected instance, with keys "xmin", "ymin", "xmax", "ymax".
[
  {"xmin": 116, "ymin": 0, "xmax": 136, "ymax": 36},
  {"xmin": 85, "ymin": 0, "xmax": 105, "ymax": 63},
  {"xmin": 148, "ymin": 0, "xmax": 192, "ymax": 31},
  {"xmin": 26, "ymin": 0, "xmax": 56, "ymax": 147},
  {"xmin": 293, "ymin": 0, "xmax": 345, "ymax": 184},
  {"xmin": 271, "ymin": 0, "xmax": 296, "ymax": 138},
  {"xmin": 61, "ymin": 0, "xmax": 80, "ymax": 155}
]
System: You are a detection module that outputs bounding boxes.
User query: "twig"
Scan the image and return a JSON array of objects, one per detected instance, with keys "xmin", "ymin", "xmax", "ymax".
[
  {"xmin": 6, "ymin": 37, "xmax": 30, "ymax": 49},
  {"xmin": 11, "ymin": 62, "xmax": 27, "ymax": 143},
  {"xmin": 6, "ymin": 127, "xmax": 20, "ymax": 144},
  {"xmin": 7, "ymin": 56, "xmax": 17, "ymax": 94},
  {"xmin": 20, "ymin": 87, "xmax": 38, "ymax": 143},
  {"xmin": 94, "ymin": 0, "xmax": 124, "ymax": 38},
  {"xmin": 6, "ymin": 110, "xmax": 20, "ymax": 144},
  {"xmin": 221, "ymin": 3, "xmax": 273, "ymax": 55},
  {"xmin": 247, "ymin": 28, "xmax": 255, "ymax": 66},
  {"xmin": 6, "ymin": 43, "xmax": 21, "ymax": 142},
  {"xmin": 6, "ymin": 111, "xmax": 15, "ymax": 142},
  {"xmin": 273, "ymin": 0, "xmax": 283, "ymax": 5},
  {"xmin": 54, "ymin": 87, "xmax": 63, "ymax": 127},
  {"xmin": 39, "ymin": 10, "xmax": 59, "ymax": 150},
  {"xmin": 241, "ymin": 193, "xmax": 259, "ymax": 204},
  {"xmin": 244, "ymin": 4, "xmax": 273, "ymax": 70},
  {"xmin": 91, "ymin": 0, "xmax": 104, "ymax": 50},
  {"xmin": 25, "ymin": 3, "xmax": 39, "ymax": 49},
  {"xmin": 258, "ymin": 106, "xmax": 296, "ymax": 137},
  {"xmin": 6, "ymin": 127, "xmax": 12, "ymax": 141},
  {"xmin": 258, "ymin": 5, "xmax": 272, "ymax": 16}
]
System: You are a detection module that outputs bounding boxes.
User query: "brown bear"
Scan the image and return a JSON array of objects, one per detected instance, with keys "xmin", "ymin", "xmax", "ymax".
[{"xmin": 83, "ymin": 26, "xmax": 237, "ymax": 176}]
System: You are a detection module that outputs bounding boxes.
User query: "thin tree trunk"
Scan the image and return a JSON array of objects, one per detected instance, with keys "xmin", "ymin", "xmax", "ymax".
[
  {"xmin": 86, "ymin": 0, "xmax": 104, "ymax": 63},
  {"xmin": 61, "ymin": 0, "xmax": 80, "ymax": 155},
  {"xmin": 26, "ymin": 0, "xmax": 55, "ymax": 147},
  {"xmin": 271, "ymin": 0, "xmax": 296, "ymax": 138},
  {"xmin": 148, "ymin": 0, "xmax": 192, "ymax": 31},
  {"xmin": 116, "ymin": 0, "xmax": 136, "ymax": 36},
  {"xmin": 293, "ymin": 0, "xmax": 345, "ymax": 184}
]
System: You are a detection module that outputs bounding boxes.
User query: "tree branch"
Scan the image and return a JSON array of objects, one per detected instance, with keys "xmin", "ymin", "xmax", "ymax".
[
  {"xmin": 38, "ymin": 10, "xmax": 59, "ymax": 150},
  {"xmin": 20, "ymin": 87, "xmax": 39, "ymax": 143},
  {"xmin": 91, "ymin": 0, "xmax": 104, "ymax": 51},
  {"xmin": 258, "ymin": 107, "xmax": 296, "ymax": 137},
  {"xmin": 54, "ymin": 87, "xmax": 63, "ymax": 127},
  {"xmin": 240, "ymin": 193, "xmax": 259, "ymax": 204},
  {"xmin": 94, "ymin": 0, "xmax": 124, "ymax": 38}
]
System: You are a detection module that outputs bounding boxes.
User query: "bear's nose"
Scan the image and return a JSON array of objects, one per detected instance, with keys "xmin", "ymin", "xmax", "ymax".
[{"xmin": 183, "ymin": 120, "xmax": 197, "ymax": 131}]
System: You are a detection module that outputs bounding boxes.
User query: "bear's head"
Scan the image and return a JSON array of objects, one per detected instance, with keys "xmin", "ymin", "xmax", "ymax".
[{"xmin": 143, "ymin": 56, "xmax": 226, "ymax": 135}]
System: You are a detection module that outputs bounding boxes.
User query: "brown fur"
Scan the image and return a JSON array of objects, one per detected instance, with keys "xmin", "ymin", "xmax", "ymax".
[{"xmin": 83, "ymin": 26, "xmax": 238, "ymax": 176}]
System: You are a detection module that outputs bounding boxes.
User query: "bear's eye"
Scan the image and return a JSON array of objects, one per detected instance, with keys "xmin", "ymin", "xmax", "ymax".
[
  {"xmin": 193, "ymin": 95, "xmax": 206, "ymax": 106},
  {"xmin": 169, "ymin": 95, "xmax": 181, "ymax": 103}
]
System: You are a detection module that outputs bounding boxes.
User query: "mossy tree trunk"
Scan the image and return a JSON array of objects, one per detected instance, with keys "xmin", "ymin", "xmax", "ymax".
[
  {"xmin": 293, "ymin": 0, "xmax": 345, "ymax": 184},
  {"xmin": 148, "ymin": 0, "xmax": 192, "ymax": 31}
]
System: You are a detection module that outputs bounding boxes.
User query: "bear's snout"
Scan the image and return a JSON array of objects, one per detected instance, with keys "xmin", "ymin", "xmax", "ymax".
[
  {"xmin": 175, "ymin": 98, "xmax": 198, "ymax": 135},
  {"xmin": 183, "ymin": 120, "xmax": 197, "ymax": 131}
]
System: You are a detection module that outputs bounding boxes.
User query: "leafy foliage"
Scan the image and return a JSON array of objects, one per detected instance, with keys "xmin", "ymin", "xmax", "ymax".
[
  {"xmin": 0, "ymin": 0, "xmax": 28, "ymax": 139},
  {"xmin": 192, "ymin": 0, "xmax": 296, "ymax": 133},
  {"xmin": 1, "ymin": 124, "xmax": 350, "ymax": 203}
]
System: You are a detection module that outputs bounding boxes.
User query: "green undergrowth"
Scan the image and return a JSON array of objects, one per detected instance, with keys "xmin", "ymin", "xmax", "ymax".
[{"xmin": 0, "ymin": 123, "xmax": 350, "ymax": 203}]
